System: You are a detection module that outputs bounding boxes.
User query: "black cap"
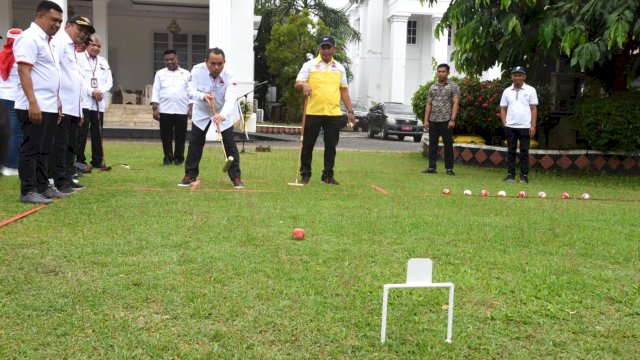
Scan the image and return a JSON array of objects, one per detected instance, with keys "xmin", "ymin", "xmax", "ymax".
[
  {"xmin": 319, "ymin": 35, "xmax": 335, "ymax": 47},
  {"xmin": 68, "ymin": 15, "xmax": 96, "ymax": 34},
  {"xmin": 511, "ymin": 66, "xmax": 526, "ymax": 74}
]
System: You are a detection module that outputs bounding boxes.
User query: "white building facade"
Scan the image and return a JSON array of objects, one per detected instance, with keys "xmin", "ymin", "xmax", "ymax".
[{"xmin": 345, "ymin": 0, "xmax": 500, "ymax": 107}]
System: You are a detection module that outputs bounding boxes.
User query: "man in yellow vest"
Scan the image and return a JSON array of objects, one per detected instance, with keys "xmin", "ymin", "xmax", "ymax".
[{"xmin": 295, "ymin": 35, "xmax": 355, "ymax": 185}]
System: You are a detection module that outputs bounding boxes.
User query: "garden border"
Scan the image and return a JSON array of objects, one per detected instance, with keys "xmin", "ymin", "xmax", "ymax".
[{"xmin": 423, "ymin": 141, "xmax": 640, "ymax": 174}]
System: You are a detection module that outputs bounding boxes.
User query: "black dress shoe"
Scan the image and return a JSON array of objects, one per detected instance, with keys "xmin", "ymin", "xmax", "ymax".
[
  {"xmin": 422, "ymin": 168, "xmax": 437, "ymax": 174},
  {"xmin": 163, "ymin": 157, "xmax": 173, "ymax": 165}
]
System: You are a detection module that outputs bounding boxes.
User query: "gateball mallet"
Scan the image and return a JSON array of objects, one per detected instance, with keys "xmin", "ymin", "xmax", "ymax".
[
  {"xmin": 207, "ymin": 95, "xmax": 233, "ymax": 172},
  {"xmin": 287, "ymin": 96, "xmax": 308, "ymax": 187}
]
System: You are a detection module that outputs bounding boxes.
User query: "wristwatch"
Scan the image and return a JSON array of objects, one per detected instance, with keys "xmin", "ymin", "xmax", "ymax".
[{"xmin": 347, "ymin": 110, "xmax": 354, "ymax": 114}]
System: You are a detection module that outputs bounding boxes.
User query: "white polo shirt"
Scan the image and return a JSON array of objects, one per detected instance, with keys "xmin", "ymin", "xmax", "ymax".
[
  {"xmin": 13, "ymin": 22, "xmax": 61, "ymax": 113},
  {"xmin": 52, "ymin": 29, "xmax": 82, "ymax": 117},
  {"xmin": 78, "ymin": 52, "xmax": 113, "ymax": 111},
  {"xmin": 151, "ymin": 66, "xmax": 191, "ymax": 115},
  {"xmin": 188, "ymin": 63, "xmax": 239, "ymax": 132},
  {"xmin": 0, "ymin": 64, "xmax": 19, "ymax": 101},
  {"xmin": 499, "ymin": 83, "xmax": 538, "ymax": 128}
]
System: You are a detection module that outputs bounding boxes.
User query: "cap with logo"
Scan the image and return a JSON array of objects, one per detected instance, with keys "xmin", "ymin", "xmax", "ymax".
[
  {"xmin": 511, "ymin": 66, "xmax": 526, "ymax": 74},
  {"xmin": 68, "ymin": 15, "xmax": 96, "ymax": 34},
  {"xmin": 319, "ymin": 35, "xmax": 335, "ymax": 47}
]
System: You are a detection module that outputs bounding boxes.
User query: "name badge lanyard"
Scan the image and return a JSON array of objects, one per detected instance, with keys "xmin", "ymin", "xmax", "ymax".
[{"xmin": 87, "ymin": 53, "xmax": 99, "ymax": 89}]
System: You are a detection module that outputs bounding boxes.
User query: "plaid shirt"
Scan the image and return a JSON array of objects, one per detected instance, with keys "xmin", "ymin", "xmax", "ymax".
[{"xmin": 428, "ymin": 81, "xmax": 460, "ymax": 122}]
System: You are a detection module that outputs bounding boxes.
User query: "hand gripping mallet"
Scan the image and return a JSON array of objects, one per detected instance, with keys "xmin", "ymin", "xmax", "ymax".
[
  {"xmin": 208, "ymin": 95, "xmax": 233, "ymax": 172},
  {"xmin": 287, "ymin": 96, "xmax": 308, "ymax": 187}
]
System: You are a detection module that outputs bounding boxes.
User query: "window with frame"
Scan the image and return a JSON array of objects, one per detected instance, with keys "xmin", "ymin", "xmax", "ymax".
[
  {"xmin": 407, "ymin": 20, "xmax": 417, "ymax": 45},
  {"xmin": 153, "ymin": 32, "xmax": 208, "ymax": 75},
  {"xmin": 447, "ymin": 24, "xmax": 453, "ymax": 46}
]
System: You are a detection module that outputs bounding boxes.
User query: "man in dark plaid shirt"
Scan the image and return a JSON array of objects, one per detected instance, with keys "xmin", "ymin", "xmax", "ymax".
[{"xmin": 422, "ymin": 63, "xmax": 459, "ymax": 175}]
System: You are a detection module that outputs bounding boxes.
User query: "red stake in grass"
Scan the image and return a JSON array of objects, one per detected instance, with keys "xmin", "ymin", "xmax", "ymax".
[{"xmin": 0, "ymin": 205, "xmax": 48, "ymax": 228}]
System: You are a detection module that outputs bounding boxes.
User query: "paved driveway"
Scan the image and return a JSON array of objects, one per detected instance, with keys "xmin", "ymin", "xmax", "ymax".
[{"xmin": 250, "ymin": 129, "xmax": 424, "ymax": 153}]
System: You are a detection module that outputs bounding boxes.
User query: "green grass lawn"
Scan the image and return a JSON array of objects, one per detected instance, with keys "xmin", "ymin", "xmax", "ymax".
[{"xmin": 1, "ymin": 141, "xmax": 638, "ymax": 358}]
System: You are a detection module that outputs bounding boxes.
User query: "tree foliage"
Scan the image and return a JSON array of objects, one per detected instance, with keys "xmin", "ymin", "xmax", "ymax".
[
  {"xmin": 420, "ymin": 0, "xmax": 640, "ymax": 92},
  {"xmin": 255, "ymin": 0, "xmax": 360, "ymax": 121},
  {"xmin": 265, "ymin": 9, "xmax": 329, "ymax": 121}
]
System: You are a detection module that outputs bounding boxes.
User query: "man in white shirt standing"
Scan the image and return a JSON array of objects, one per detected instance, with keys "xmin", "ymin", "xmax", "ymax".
[
  {"xmin": 13, "ymin": 0, "xmax": 64, "ymax": 204},
  {"xmin": 500, "ymin": 66, "xmax": 538, "ymax": 184},
  {"xmin": 77, "ymin": 34, "xmax": 112, "ymax": 170},
  {"xmin": 151, "ymin": 50, "xmax": 192, "ymax": 165},
  {"xmin": 50, "ymin": 15, "xmax": 95, "ymax": 193}
]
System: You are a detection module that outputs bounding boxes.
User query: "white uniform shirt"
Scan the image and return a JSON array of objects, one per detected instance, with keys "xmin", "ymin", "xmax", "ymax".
[
  {"xmin": 13, "ymin": 22, "xmax": 61, "ymax": 113},
  {"xmin": 499, "ymin": 83, "xmax": 538, "ymax": 128},
  {"xmin": 188, "ymin": 63, "xmax": 239, "ymax": 132},
  {"xmin": 78, "ymin": 52, "xmax": 113, "ymax": 111},
  {"xmin": 51, "ymin": 29, "xmax": 82, "ymax": 117},
  {"xmin": 0, "ymin": 63, "xmax": 19, "ymax": 101},
  {"xmin": 151, "ymin": 66, "xmax": 191, "ymax": 115}
]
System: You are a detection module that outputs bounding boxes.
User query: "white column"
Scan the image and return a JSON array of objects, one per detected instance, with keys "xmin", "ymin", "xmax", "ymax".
[
  {"xmin": 210, "ymin": 0, "xmax": 231, "ymax": 52},
  {"xmin": 0, "ymin": 0, "xmax": 12, "ymax": 37},
  {"xmin": 355, "ymin": 1, "xmax": 368, "ymax": 105},
  {"xmin": 431, "ymin": 16, "xmax": 448, "ymax": 66},
  {"xmin": 92, "ymin": 0, "xmax": 110, "ymax": 61},
  {"xmin": 388, "ymin": 14, "xmax": 409, "ymax": 103},
  {"xmin": 51, "ymin": 0, "xmax": 68, "ymax": 21},
  {"xmin": 364, "ymin": 0, "xmax": 384, "ymax": 104}
]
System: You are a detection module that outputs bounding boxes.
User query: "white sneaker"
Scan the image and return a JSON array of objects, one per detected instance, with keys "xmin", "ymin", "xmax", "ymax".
[{"xmin": 1, "ymin": 167, "xmax": 19, "ymax": 176}]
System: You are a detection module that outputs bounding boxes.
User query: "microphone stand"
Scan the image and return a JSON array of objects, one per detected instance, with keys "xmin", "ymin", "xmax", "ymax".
[{"xmin": 236, "ymin": 81, "xmax": 270, "ymax": 154}]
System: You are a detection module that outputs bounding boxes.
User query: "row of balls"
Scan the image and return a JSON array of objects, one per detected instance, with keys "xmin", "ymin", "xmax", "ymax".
[{"xmin": 443, "ymin": 189, "xmax": 590, "ymax": 199}]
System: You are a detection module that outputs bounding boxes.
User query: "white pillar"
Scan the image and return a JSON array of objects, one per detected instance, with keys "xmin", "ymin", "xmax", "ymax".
[
  {"xmin": 92, "ymin": 0, "xmax": 110, "ymax": 61},
  {"xmin": 50, "ymin": 0, "xmax": 68, "ymax": 21},
  {"xmin": 206, "ymin": 0, "xmax": 255, "ymax": 140},
  {"xmin": 364, "ymin": 0, "xmax": 384, "ymax": 104},
  {"xmin": 210, "ymin": 0, "xmax": 231, "ymax": 52},
  {"xmin": 388, "ymin": 14, "xmax": 409, "ymax": 103},
  {"xmin": 431, "ymin": 16, "xmax": 448, "ymax": 66},
  {"xmin": 0, "ymin": 0, "xmax": 12, "ymax": 38},
  {"xmin": 354, "ymin": 1, "xmax": 368, "ymax": 105}
]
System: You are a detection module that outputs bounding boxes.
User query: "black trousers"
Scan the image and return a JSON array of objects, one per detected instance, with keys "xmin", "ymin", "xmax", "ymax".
[
  {"xmin": 159, "ymin": 113, "xmax": 187, "ymax": 162},
  {"xmin": 185, "ymin": 123, "xmax": 240, "ymax": 181},
  {"xmin": 300, "ymin": 115, "xmax": 341, "ymax": 179},
  {"xmin": 50, "ymin": 115, "xmax": 79, "ymax": 188},
  {"xmin": 17, "ymin": 109, "xmax": 58, "ymax": 195},
  {"xmin": 428, "ymin": 120, "xmax": 454, "ymax": 169},
  {"xmin": 505, "ymin": 126, "xmax": 530, "ymax": 176},
  {"xmin": 77, "ymin": 109, "xmax": 104, "ymax": 167}
]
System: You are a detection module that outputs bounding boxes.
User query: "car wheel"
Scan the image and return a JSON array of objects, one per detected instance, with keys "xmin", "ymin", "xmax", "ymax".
[
  {"xmin": 397, "ymin": 135, "xmax": 405, "ymax": 141},
  {"xmin": 413, "ymin": 134, "xmax": 423, "ymax": 142},
  {"xmin": 382, "ymin": 126, "xmax": 389, "ymax": 140},
  {"xmin": 367, "ymin": 126, "xmax": 376, "ymax": 138}
]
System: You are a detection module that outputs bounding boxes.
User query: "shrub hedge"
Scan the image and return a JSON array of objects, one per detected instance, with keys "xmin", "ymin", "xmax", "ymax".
[{"xmin": 571, "ymin": 91, "xmax": 640, "ymax": 154}]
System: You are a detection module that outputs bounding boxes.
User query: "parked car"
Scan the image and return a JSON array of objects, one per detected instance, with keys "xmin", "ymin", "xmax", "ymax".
[
  {"xmin": 367, "ymin": 102, "xmax": 423, "ymax": 142},
  {"xmin": 341, "ymin": 101, "xmax": 369, "ymax": 131},
  {"xmin": 340, "ymin": 101, "xmax": 369, "ymax": 131}
]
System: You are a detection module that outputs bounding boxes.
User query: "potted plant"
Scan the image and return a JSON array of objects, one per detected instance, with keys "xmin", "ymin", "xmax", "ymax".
[{"xmin": 238, "ymin": 99, "xmax": 256, "ymax": 133}]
